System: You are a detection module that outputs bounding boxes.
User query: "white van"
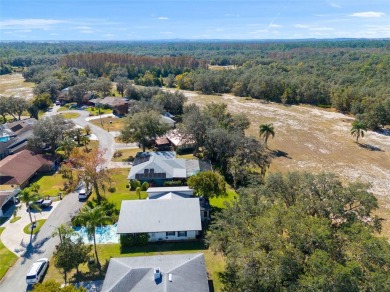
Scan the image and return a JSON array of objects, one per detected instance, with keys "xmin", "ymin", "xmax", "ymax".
[
  {"xmin": 26, "ymin": 258, "xmax": 49, "ymax": 285},
  {"xmin": 78, "ymin": 188, "xmax": 91, "ymax": 201}
]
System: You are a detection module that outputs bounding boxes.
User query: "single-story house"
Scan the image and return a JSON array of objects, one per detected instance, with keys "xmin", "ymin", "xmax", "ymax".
[
  {"xmin": 146, "ymin": 186, "xmax": 210, "ymax": 222},
  {"xmin": 165, "ymin": 129, "xmax": 195, "ymax": 150},
  {"xmin": 0, "ymin": 187, "xmax": 20, "ymax": 217},
  {"xmin": 128, "ymin": 151, "xmax": 211, "ymax": 186},
  {"xmin": 0, "ymin": 118, "xmax": 36, "ymax": 160},
  {"xmin": 101, "ymin": 253, "xmax": 209, "ymax": 292},
  {"xmin": 90, "ymin": 97, "xmax": 129, "ymax": 116},
  {"xmin": 116, "ymin": 198, "xmax": 202, "ymax": 242},
  {"xmin": 0, "ymin": 150, "xmax": 57, "ymax": 188}
]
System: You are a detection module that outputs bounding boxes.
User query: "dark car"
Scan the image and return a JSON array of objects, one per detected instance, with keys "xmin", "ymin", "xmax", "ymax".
[{"xmin": 28, "ymin": 199, "xmax": 52, "ymax": 209}]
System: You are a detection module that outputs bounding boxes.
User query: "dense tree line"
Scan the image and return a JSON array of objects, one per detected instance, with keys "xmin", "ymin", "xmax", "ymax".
[{"xmin": 207, "ymin": 172, "xmax": 390, "ymax": 291}]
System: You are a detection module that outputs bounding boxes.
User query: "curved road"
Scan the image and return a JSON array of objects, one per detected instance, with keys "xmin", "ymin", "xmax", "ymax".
[{"xmin": 0, "ymin": 109, "xmax": 115, "ymax": 291}]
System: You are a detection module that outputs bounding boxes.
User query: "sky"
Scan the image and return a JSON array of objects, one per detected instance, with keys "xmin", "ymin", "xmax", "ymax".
[{"xmin": 0, "ymin": 0, "xmax": 389, "ymax": 40}]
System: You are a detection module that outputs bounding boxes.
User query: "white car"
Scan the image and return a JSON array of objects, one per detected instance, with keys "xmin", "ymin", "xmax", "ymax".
[
  {"xmin": 78, "ymin": 188, "xmax": 92, "ymax": 201},
  {"xmin": 26, "ymin": 258, "xmax": 49, "ymax": 285}
]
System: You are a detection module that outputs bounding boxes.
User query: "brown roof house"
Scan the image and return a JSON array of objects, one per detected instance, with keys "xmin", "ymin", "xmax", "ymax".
[
  {"xmin": 90, "ymin": 97, "xmax": 129, "ymax": 116},
  {"xmin": 0, "ymin": 150, "xmax": 57, "ymax": 188}
]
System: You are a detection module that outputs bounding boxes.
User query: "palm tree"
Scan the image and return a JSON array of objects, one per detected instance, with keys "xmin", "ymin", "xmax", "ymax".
[
  {"xmin": 56, "ymin": 136, "xmax": 76, "ymax": 158},
  {"xmin": 73, "ymin": 206, "xmax": 109, "ymax": 271},
  {"xmin": 351, "ymin": 121, "xmax": 367, "ymax": 143},
  {"xmin": 19, "ymin": 188, "xmax": 41, "ymax": 225},
  {"xmin": 259, "ymin": 123, "xmax": 275, "ymax": 148}
]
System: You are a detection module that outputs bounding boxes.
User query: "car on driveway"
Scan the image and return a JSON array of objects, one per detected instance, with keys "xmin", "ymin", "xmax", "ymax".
[
  {"xmin": 28, "ymin": 199, "xmax": 52, "ymax": 210},
  {"xmin": 26, "ymin": 258, "xmax": 49, "ymax": 285}
]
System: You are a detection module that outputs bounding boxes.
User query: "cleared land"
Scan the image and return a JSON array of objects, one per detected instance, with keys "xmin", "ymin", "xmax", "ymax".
[
  {"xmin": 0, "ymin": 73, "xmax": 34, "ymax": 99},
  {"xmin": 184, "ymin": 91, "xmax": 390, "ymax": 239}
]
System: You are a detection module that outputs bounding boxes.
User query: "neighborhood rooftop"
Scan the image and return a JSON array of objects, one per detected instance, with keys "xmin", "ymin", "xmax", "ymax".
[
  {"xmin": 116, "ymin": 198, "xmax": 202, "ymax": 234},
  {"xmin": 101, "ymin": 253, "xmax": 209, "ymax": 292}
]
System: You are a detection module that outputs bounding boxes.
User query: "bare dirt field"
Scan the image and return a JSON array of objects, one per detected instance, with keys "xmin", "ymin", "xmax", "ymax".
[
  {"xmin": 0, "ymin": 73, "xmax": 34, "ymax": 99},
  {"xmin": 184, "ymin": 91, "xmax": 390, "ymax": 239}
]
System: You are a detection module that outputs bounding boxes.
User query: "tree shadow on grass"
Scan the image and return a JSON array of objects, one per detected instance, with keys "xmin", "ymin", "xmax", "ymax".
[
  {"xmin": 358, "ymin": 143, "xmax": 383, "ymax": 152},
  {"xmin": 270, "ymin": 149, "xmax": 292, "ymax": 159}
]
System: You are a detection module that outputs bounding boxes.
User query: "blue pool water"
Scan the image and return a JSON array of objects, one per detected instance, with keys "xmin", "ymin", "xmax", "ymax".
[
  {"xmin": 0, "ymin": 136, "xmax": 10, "ymax": 142},
  {"xmin": 72, "ymin": 223, "xmax": 119, "ymax": 244}
]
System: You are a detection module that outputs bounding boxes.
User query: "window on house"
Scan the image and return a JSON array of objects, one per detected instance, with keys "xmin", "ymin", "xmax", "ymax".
[
  {"xmin": 177, "ymin": 231, "xmax": 187, "ymax": 237},
  {"xmin": 166, "ymin": 231, "xmax": 175, "ymax": 236}
]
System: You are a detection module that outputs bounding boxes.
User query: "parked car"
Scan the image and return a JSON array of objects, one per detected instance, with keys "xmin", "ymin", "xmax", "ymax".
[
  {"xmin": 26, "ymin": 258, "xmax": 49, "ymax": 285},
  {"xmin": 55, "ymin": 100, "xmax": 61, "ymax": 106},
  {"xmin": 28, "ymin": 199, "xmax": 52, "ymax": 210},
  {"xmin": 78, "ymin": 188, "xmax": 92, "ymax": 201}
]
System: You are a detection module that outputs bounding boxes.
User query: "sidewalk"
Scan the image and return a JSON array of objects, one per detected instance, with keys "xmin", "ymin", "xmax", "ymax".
[{"xmin": 0, "ymin": 201, "xmax": 60, "ymax": 256}]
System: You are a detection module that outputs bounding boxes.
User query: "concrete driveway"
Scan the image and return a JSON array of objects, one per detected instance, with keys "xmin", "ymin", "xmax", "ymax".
[{"xmin": 1, "ymin": 201, "xmax": 61, "ymax": 256}]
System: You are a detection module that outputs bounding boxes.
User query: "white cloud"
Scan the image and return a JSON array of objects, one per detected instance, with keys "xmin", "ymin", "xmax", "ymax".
[
  {"xmin": 295, "ymin": 24, "xmax": 310, "ymax": 28},
  {"xmin": 158, "ymin": 17, "xmax": 169, "ymax": 20},
  {"xmin": 16, "ymin": 29, "xmax": 32, "ymax": 33},
  {"xmin": 329, "ymin": 2, "xmax": 341, "ymax": 8},
  {"xmin": 309, "ymin": 27, "xmax": 334, "ymax": 31},
  {"xmin": 350, "ymin": 12, "xmax": 385, "ymax": 18},
  {"xmin": 80, "ymin": 30, "xmax": 94, "ymax": 34},
  {"xmin": 74, "ymin": 26, "xmax": 92, "ymax": 30},
  {"xmin": 0, "ymin": 19, "xmax": 67, "ymax": 29},
  {"xmin": 160, "ymin": 31, "xmax": 173, "ymax": 35},
  {"xmin": 269, "ymin": 24, "xmax": 282, "ymax": 28}
]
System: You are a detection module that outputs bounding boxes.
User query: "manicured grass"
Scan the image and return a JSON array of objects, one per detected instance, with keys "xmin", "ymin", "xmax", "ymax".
[
  {"xmin": 10, "ymin": 216, "xmax": 21, "ymax": 223},
  {"xmin": 111, "ymin": 148, "xmax": 140, "ymax": 162},
  {"xmin": 29, "ymin": 172, "xmax": 67, "ymax": 197},
  {"xmin": 59, "ymin": 112, "xmax": 80, "ymax": 119},
  {"xmin": 45, "ymin": 241, "xmax": 225, "ymax": 290},
  {"xmin": 86, "ymin": 107, "xmax": 113, "ymax": 116},
  {"xmin": 0, "ymin": 227, "xmax": 18, "ymax": 280},
  {"xmin": 103, "ymin": 168, "xmax": 147, "ymax": 209},
  {"xmin": 23, "ymin": 219, "xmax": 46, "ymax": 235},
  {"xmin": 90, "ymin": 117, "xmax": 124, "ymax": 131},
  {"xmin": 210, "ymin": 186, "xmax": 238, "ymax": 209}
]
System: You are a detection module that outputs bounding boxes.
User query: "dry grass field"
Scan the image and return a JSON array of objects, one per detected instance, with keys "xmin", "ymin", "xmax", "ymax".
[
  {"xmin": 0, "ymin": 73, "xmax": 34, "ymax": 99},
  {"xmin": 184, "ymin": 91, "xmax": 390, "ymax": 240}
]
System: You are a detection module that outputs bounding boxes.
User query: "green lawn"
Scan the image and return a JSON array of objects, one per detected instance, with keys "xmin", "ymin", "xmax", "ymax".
[
  {"xmin": 102, "ymin": 168, "xmax": 147, "ymax": 209},
  {"xmin": 0, "ymin": 227, "xmax": 18, "ymax": 280},
  {"xmin": 59, "ymin": 112, "xmax": 80, "ymax": 119},
  {"xmin": 210, "ymin": 186, "xmax": 238, "ymax": 209},
  {"xmin": 46, "ymin": 241, "xmax": 225, "ymax": 291},
  {"xmin": 10, "ymin": 216, "xmax": 21, "ymax": 223},
  {"xmin": 86, "ymin": 107, "xmax": 113, "ymax": 116},
  {"xmin": 29, "ymin": 172, "xmax": 67, "ymax": 197},
  {"xmin": 111, "ymin": 148, "xmax": 141, "ymax": 162},
  {"xmin": 23, "ymin": 219, "xmax": 46, "ymax": 235},
  {"xmin": 90, "ymin": 117, "xmax": 124, "ymax": 131}
]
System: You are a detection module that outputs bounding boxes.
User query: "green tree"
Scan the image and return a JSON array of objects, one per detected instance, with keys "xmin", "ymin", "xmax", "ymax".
[
  {"xmin": 19, "ymin": 187, "xmax": 41, "ymax": 224},
  {"xmin": 73, "ymin": 205, "xmax": 109, "ymax": 271},
  {"xmin": 187, "ymin": 171, "xmax": 227, "ymax": 199},
  {"xmin": 121, "ymin": 110, "xmax": 168, "ymax": 152},
  {"xmin": 57, "ymin": 136, "xmax": 77, "ymax": 158},
  {"xmin": 259, "ymin": 123, "xmax": 275, "ymax": 148},
  {"xmin": 351, "ymin": 120, "xmax": 367, "ymax": 143},
  {"xmin": 28, "ymin": 115, "xmax": 75, "ymax": 154},
  {"xmin": 207, "ymin": 172, "xmax": 388, "ymax": 291},
  {"xmin": 52, "ymin": 224, "xmax": 76, "ymax": 244}
]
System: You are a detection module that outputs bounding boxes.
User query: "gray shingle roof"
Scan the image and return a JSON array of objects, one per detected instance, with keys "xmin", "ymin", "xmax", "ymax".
[
  {"xmin": 116, "ymin": 198, "xmax": 202, "ymax": 234},
  {"xmin": 101, "ymin": 253, "xmax": 209, "ymax": 292}
]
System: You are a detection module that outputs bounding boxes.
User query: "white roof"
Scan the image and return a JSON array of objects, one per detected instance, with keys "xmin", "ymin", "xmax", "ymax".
[
  {"xmin": 117, "ymin": 198, "xmax": 202, "ymax": 234},
  {"xmin": 147, "ymin": 186, "xmax": 192, "ymax": 193}
]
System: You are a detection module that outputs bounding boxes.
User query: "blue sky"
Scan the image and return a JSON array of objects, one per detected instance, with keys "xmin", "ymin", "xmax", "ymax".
[{"xmin": 1, "ymin": 0, "xmax": 389, "ymax": 40}]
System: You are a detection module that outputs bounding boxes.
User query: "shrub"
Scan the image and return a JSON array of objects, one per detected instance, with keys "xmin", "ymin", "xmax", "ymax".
[
  {"xmin": 164, "ymin": 180, "xmax": 182, "ymax": 187},
  {"xmin": 108, "ymin": 187, "xmax": 116, "ymax": 193},
  {"xmin": 130, "ymin": 179, "xmax": 141, "ymax": 191},
  {"xmin": 141, "ymin": 181, "xmax": 149, "ymax": 191},
  {"xmin": 176, "ymin": 145, "xmax": 195, "ymax": 155},
  {"xmin": 113, "ymin": 150, "xmax": 122, "ymax": 158},
  {"xmin": 120, "ymin": 233, "xmax": 149, "ymax": 252}
]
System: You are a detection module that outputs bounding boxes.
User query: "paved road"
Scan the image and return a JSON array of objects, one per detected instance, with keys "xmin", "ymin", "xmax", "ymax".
[{"xmin": 0, "ymin": 191, "xmax": 84, "ymax": 292}]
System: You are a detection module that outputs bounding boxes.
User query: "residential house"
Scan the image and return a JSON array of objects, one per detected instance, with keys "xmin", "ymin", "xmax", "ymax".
[
  {"xmin": 128, "ymin": 151, "xmax": 211, "ymax": 186},
  {"xmin": 90, "ymin": 97, "xmax": 129, "ymax": 116},
  {"xmin": 0, "ymin": 118, "xmax": 36, "ymax": 160},
  {"xmin": 146, "ymin": 186, "xmax": 210, "ymax": 222},
  {"xmin": 101, "ymin": 253, "xmax": 209, "ymax": 292},
  {"xmin": 155, "ymin": 137, "xmax": 171, "ymax": 151},
  {"xmin": 0, "ymin": 187, "xmax": 20, "ymax": 216},
  {"xmin": 0, "ymin": 150, "xmax": 57, "ymax": 188},
  {"xmin": 116, "ymin": 198, "xmax": 202, "ymax": 242},
  {"xmin": 160, "ymin": 115, "xmax": 175, "ymax": 128},
  {"xmin": 165, "ymin": 129, "xmax": 195, "ymax": 151}
]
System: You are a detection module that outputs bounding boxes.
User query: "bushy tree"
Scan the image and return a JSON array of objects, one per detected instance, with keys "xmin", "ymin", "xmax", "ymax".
[
  {"xmin": 32, "ymin": 280, "xmax": 86, "ymax": 292},
  {"xmin": 187, "ymin": 171, "xmax": 227, "ymax": 199},
  {"xmin": 207, "ymin": 172, "xmax": 388, "ymax": 291}
]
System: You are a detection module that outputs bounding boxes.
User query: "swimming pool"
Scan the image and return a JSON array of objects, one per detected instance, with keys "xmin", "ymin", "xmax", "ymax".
[
  {"xmin": 72, "ymin": 223, "xmax": 119, "ymax": 244},
  {"xmin": 0, "ymin": 136, "xmax": 10, "ymax": 142}
]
